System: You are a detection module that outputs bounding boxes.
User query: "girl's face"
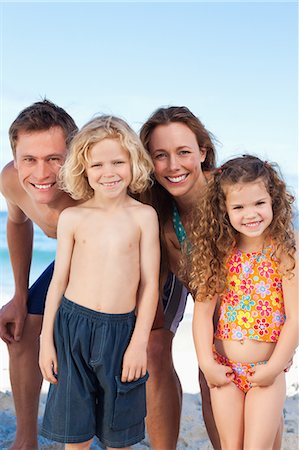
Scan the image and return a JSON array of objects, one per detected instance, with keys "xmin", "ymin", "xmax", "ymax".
[
  {"xmin": 85, "ymin": 138, "xmax": 132, "ymax": 198},
  {"xmin": 148, "ymin": 122, "xmax": 206, "ymax": 201},
  {"xmin": 225, "ymin": 179, "xmax": 273, "ymax": 242}
]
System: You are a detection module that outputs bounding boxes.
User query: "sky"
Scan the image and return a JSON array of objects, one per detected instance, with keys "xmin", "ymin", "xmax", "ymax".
[{"xmin": 0, "ymin": 1, "xmax": 298, "ymax": 210}]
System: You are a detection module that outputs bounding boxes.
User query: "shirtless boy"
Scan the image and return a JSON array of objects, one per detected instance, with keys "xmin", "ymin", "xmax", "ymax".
[
  {"xmin": 0, "ymin": 100, "xmax": 78, "ymax": 450},
  {"xmin": 39, "ymin": 115, "xmax": 160, "ymax": 448}
]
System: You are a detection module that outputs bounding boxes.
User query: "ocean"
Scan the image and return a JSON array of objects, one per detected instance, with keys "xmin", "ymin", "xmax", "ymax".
[
  {"xmin": 1, "ymin": 208, "xmax": 298, "ymax": 309},
  {"xmin": 0, "ymin": 211, "xmax": 56, "ymax": 306}
]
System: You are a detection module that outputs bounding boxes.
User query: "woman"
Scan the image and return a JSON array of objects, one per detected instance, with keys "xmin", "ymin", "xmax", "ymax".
[
  {"xmin": 140, "ymin": 106, "xmax": 283, "ymax": 450},
  {"xmin": 140, "ymin": 106, "xmax": 219, "ymax": 450}
]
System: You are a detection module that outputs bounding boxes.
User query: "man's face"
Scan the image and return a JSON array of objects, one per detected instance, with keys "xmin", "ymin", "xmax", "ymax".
[{"xmin": 14, "ymin": 126, "xmax": 67, "ymax": 205}]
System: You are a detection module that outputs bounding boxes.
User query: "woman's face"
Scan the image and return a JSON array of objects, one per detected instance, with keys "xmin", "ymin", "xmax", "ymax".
[{"xmin": 148, "ymin": 122, "xmax": 206, "ymax": 200}]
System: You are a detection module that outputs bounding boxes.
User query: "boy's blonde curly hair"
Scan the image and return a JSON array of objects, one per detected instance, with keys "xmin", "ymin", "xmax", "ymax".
[{"xmin": 60, "ymin": 115, "xmax": 154, "ymax": 200}]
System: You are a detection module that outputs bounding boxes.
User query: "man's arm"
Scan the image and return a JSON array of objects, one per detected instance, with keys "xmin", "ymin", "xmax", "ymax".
[{"xmin": 0, "ymin": 164, "xmax": 33, "ymax": 343}]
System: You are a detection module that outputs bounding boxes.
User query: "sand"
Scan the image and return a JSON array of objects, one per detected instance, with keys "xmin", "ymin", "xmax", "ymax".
[{"xmin": 0, "ymin": 316, "xmax": 298, "ymax": 449}]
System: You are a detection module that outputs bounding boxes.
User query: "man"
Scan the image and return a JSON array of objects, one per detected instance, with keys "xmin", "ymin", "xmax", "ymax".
[{"xmin": 0, "ymin": 99, "xmax": 78, "ymax": 450}]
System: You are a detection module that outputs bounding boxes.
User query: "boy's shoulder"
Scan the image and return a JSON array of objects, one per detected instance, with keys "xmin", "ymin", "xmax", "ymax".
[{"xmin": 129, "ymin": 198, "xmax": 158, "ymax": 219}]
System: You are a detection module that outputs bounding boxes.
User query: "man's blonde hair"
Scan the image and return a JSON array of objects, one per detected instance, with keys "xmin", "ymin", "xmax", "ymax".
[{"xmin": 60, "ymin": 115, "xmax": 154, "ymax": 200}]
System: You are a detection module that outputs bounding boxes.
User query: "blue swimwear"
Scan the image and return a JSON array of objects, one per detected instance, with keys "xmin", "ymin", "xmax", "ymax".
[
  {"xmin": 158, "ymin": 203, "xmax": 189, "ymax": 334},
  {"xmin": 27, "ymin": 262, "xmax": 54, "ymax": 314}
]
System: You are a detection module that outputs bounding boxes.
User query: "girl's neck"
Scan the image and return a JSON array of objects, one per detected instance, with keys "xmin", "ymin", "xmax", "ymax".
[{"xmin": 236, "ymin": 233, "xmax": 270, "ymax": 253}]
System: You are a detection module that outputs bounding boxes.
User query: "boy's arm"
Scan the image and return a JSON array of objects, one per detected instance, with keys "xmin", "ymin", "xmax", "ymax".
[
  {"xmin": 121, "ymin": 206, "xmax": 160, "ymax": 382},
  {"xmin": 0, "ymin": 165, "xmax": 33, "ymax": 343},
  {"xmin": 193, "ymin": 296, "xmax": 233, "ymax": 388},
  {"xmin": 39, "ymin": 208, "xmax": 75, "ymax": 383},
  {"xmin": 249, "ymin": 235, "xmax": 299, "ymax": 386}
]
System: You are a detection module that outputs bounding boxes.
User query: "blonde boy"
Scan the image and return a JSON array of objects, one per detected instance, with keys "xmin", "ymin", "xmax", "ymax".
[{"xmin": 39, "ymin": 116, "xmax": 160, "ymax": 449}]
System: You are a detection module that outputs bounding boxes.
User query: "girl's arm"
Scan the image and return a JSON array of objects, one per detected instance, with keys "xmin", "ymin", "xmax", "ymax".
[
  {"xmin": 250, "ymin": 236, "xmax": 298, "ymax": 386},
  {"xmin": 193, "ymin": 297, "xmax": 233, "ymax": 388},
  {"xmin": 39, "ymin": 208, "xmax": 76, "ymax": 384},
  {"xmin": 121, "ymin": 205, "xmax": 160, "ymax": 382}
]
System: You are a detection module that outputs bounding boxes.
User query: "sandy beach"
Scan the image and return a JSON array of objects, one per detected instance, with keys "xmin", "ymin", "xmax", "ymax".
[{"xmin": 0, "ymin": 311, "xmax": 298, "ymax": 449}]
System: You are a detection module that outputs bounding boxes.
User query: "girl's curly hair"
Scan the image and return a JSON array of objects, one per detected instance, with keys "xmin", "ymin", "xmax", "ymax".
[{"xmin": 187, "ymin": 155, "xmax": 296, "ymax": 302}]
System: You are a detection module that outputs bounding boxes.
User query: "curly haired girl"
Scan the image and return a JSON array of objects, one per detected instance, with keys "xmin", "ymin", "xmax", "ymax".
[{"xmin": 188, "ymin": 154, "xmax": 298, "ymax": 450}]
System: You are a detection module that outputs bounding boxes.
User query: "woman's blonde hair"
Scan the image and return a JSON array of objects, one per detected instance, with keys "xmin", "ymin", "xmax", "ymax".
[
  {"xmin": 186, "ymin": 155, "xmax": 296, "ymax": 301},
  {"xmin": 60, "ymin": 115, "xmax": 154, "ymax": 200}
]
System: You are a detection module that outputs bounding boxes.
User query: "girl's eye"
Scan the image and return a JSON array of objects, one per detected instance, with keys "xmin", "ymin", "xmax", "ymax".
[
  {"xmin": 256, "ymin": 201, "xmax": 265, "ymax": 206},
  {"xmin": 91, "ymin": 163, "xmax": 102, "ymax": 168},
  {"xmin": 114, "ymin": 161, "xmax": 124, "ymax": 165},
  {"xmin": 233, "ymin": 206, "xmax": 242, "ymax": 210}
]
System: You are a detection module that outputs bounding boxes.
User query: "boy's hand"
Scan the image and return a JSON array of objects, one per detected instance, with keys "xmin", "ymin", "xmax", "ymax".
[
  {"xmin": 204, "ymin": 361, "xmax": 234, "ymax": 389},
  {"xmin": 121, "ymin": 342, "xmax": 147, "ymax": 382},
  {"xmin": 39, "ymin": 341, "xmax": 58, "ymax": 384},
  {"xmin": 247, "ymin": 364, "xmax": 278, "ymax": 387}
]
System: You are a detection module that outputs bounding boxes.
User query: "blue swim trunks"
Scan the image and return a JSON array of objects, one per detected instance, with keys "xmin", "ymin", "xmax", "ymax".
[{"xmin": 41, "ymin": 297, "xmax": 148, "ymax": 447}]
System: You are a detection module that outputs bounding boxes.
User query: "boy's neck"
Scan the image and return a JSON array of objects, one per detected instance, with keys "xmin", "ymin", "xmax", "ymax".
[{"xmin": 87, "ymin": 192, "xmax": 132, "ymax": 210}]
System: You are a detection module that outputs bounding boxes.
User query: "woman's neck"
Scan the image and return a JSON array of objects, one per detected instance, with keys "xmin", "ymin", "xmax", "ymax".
[{"xmin": 175, "ymin": 171, "xmax": 208, "ymax": 218}]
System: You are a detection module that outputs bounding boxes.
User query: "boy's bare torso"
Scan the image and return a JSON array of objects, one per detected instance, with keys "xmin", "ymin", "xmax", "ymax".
[{"xmin": 64, "ymin": 199, "xmax": 144, "ymax": 313}]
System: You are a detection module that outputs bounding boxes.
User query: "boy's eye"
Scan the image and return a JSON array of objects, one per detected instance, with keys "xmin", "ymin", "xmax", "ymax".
[
  {"xmin": 114, "ymin": 161, "xmax": 124, "ymax": 165},
  {"xmin": 256, "ymin": 201, "xmax": 265, "ymax": 205},
  {"xmin": 232, "ymin": 206, "xmax": 242, "ymax": 210}
]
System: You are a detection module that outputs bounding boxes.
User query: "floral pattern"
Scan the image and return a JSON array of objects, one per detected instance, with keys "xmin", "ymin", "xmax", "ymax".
[{"xmin": 215, "ymin": 246, "xmax": 285, "ymax": 343}]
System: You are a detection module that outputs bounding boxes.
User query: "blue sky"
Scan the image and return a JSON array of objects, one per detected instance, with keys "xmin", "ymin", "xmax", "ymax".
[{"xmin": 0, "ymin": 1, "xmax": 298, "ymax": 209}]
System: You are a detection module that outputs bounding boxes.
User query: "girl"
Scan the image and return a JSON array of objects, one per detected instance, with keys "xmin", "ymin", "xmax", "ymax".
[{"xmin": 188, "ymin": 155, "xmax": 298, "ymax": 450}]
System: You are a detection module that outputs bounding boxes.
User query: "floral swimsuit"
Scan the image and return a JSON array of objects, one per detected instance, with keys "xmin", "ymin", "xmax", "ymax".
[{"xmin": 214, "ymin": 245, "xmax": 285, "ymax": 392}]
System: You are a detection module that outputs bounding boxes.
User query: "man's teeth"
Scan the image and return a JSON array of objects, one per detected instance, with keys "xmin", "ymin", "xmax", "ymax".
[
  {"xmin": 167, "ymin": 175, "xmax": 187, "ymax": 183},
  {"xmin": 34, "ymin": 184, "xmax": 53, "ymax": 190}
]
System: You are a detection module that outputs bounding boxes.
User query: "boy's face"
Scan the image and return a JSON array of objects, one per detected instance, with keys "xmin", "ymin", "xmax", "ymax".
[
  {"xmin": 13, "ymin": 126, "xmax": 68, "ymax": 205},
  {"xmin": 86, "ymin": 138, "xmax": 132, "ymax": 198}
]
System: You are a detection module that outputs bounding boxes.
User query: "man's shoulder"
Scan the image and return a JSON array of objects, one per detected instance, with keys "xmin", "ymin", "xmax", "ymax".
[{"xmin": 0, "ymin": 161, "xmax": 23, "ymax": 201}]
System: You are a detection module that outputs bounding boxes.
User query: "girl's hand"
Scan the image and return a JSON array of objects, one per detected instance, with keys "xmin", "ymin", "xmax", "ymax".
[
  {"xmin": 247, "ymin": 364, "xmax": 278, "ymax": 387},
  {"xmin": 39, "ymin": 341, "xmax": 58, "ymax": 384},
  {"xmin": 121, "ymin": 342, "xmax": 147, "ymax": 382},
  {"xmin": 204, "ymin": 361, "xmax": 234, "ymax": 388}
]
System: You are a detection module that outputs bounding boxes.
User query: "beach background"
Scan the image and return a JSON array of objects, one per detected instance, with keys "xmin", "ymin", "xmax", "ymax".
[
  {"xmin": 0, "ymin": 210, "xmax": 298, "ymax": 449},
  {"xmin": 1, "ymin": 2, "xmax": 298, "ymax": 448}
]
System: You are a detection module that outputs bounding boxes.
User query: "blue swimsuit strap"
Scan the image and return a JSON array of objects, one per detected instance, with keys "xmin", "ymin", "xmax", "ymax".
[{"xmin": 172, "ymin": 202, "xmax": 187, "ymax": 247}]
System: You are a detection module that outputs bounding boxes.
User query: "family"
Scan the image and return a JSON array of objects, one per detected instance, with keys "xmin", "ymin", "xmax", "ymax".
[{"xmin": 0, "ymin": 100, "xmax": 297, "ymax": 450}]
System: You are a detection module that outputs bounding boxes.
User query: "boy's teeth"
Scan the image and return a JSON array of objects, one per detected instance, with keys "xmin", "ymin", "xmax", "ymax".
[
  {"xmin": 35, "ymin": 184, "xmax": 52, "ymax": 189},
  {"xmin": 167, "ymin": 175, "xmax": 187, "ymax": 183}
]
